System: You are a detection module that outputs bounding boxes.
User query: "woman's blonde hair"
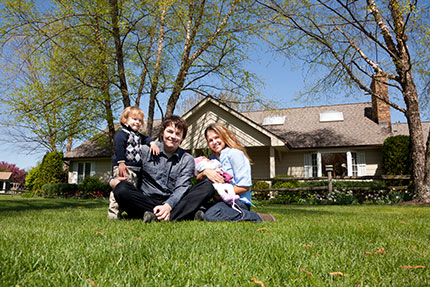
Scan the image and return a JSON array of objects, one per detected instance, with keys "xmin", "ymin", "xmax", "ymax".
[
  {"xmin": 204, "ymin": 123, "xmax": 252, "ymax": 163},
  {"xmin": 120, "ymin": 106, "xmax": 145, "ymax": 125}
]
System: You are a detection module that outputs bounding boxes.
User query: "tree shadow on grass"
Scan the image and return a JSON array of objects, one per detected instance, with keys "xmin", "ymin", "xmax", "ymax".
[{"xmin": 0, "ymin": 197, "xmax": 106, "ymax": 214}]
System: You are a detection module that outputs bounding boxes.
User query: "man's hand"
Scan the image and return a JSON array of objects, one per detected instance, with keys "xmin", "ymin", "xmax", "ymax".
[
  {"xmin": 153, "ymin": 203, "xmax": 172, "ymax": 221},
  {"xmin": 109, "ymin": 177, "xmax": 127, "ymax": 189}
]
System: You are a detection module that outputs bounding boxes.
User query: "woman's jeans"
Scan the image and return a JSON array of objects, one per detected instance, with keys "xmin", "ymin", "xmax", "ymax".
[{"xmin": 204, "ymin": 200, "xmax": 262, "ymax": 222}]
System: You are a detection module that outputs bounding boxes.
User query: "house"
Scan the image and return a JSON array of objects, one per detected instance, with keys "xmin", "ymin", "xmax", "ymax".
[
  {"xmin": 0, "ymin": 172, "xmax": 13, "ymax": 192},
  {"xmin": 64, "ymin": 78, "xmax": 427, "ymax": 183}
]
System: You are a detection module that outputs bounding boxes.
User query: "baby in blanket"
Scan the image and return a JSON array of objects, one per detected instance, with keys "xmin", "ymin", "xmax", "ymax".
[{"xmin": 194, "ymin": 156, "xmax": 241, "ymax": 213}]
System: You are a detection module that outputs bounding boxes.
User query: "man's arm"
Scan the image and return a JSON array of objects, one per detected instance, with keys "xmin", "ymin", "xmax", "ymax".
[{"xmin": 164, "ymin": 154, "xmax": 195, "ymax": 209}]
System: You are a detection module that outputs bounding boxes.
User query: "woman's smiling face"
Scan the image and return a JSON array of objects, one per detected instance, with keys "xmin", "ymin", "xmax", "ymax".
[{"xmin": 206, "ymin": 129, "xmax": 226, "ymax": 156}]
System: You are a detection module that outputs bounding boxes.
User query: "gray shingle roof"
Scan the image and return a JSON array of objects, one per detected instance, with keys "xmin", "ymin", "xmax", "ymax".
[
  {"xmin": 243, "ymin": 102, "xmax": 422, "ymax": 149},
  {"xmin": 65, "ymin": 100, "xmax": 429, "ymax": 159},
  {"xmin": 64, "ymin": 121, "xmax": 161, "ymax": 159}
]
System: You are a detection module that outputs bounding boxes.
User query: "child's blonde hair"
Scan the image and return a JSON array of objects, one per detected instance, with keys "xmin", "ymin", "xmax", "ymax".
[
  {"xmin": 204, "ymin": 123, "xmax": 252, "ymax": 163},
  {"xmin": 120, "ymin": 106, "xmax": 145, "ymax": 125}
]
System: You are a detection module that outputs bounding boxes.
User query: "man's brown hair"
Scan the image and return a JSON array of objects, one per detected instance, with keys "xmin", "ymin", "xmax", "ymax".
[{"xmin": 160, "ymin": 115, "xmax": 188, "ymax": 140}]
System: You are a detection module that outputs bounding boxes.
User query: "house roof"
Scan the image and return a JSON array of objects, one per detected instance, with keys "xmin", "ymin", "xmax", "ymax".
[
  {"xmin": 243, "ymin": 102, "xmax": 430, "ymax": 149},
  {"xmin": 182, "ymin": 96, "xmax": 287, "ymax": 150},
  {"xmin": 64, "ymin": 121, "xmax": 161, "ymax": 159},
  {"xmin": 64, "ymin": 131, "xmax": 112, "ymax": 159},
  {"xmin": 0, "ymin": 172, "xmax": 12, "ymax": 180},
  {"xmin": 242, "ymin": 102, "xmax": 391, "ymax": 149},
  {"xmin": 65, "ymin": 97, "xmax": 429, "ymax": 159}
]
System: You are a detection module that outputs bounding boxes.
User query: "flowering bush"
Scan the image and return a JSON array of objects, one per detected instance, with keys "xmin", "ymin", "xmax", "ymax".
[
  {"xmin": 78, "ymin": 177, "xmax": 111, "ymax": 199},
  {"xmin": 0, "ymin": 161, "xmax": 26, "ymax": 185},
  {"xmin": 83, "ymin": 190, "xmax": 106, "ymax": 199},
  {"xmin": 253, "ymin": 180, "xmax": 413, "ymax": 205}
]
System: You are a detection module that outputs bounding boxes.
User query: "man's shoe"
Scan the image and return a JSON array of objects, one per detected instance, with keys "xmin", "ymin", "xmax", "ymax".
[
  {"xmin": 194, "ymin": 210, "xmax": 205, "ymax": 221},
  {"xmin": 143, "ymin": 211, "xmax": 158, "ymax": 223},
  {"xmin": 257, "ymin": 213, "xmax": 276, "ymax": 222}
]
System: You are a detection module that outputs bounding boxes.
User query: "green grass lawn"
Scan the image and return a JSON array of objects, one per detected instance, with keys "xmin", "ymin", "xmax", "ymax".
[{"xmin": 0, "ymin": 196, "xmax": 429, "ymax": 286}]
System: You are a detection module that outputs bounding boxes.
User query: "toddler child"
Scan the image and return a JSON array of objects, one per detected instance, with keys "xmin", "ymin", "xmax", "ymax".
[
  {"xmin": 108, "ymin": 106, "xmax": 160, "ymax": 219},
  {"xmin": 194, "ymin": 156, "xmax": 241, "ymax": 213}
]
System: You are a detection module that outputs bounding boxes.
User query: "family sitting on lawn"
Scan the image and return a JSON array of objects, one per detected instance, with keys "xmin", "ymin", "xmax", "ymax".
[{"xmin": 108, "ymin": 108, "xmax": 275, "ymax": 222}]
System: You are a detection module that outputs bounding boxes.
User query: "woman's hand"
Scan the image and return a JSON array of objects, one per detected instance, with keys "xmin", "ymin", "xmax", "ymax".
[{"xmin": 202, "ymin": 169, "xmax": 224, "ymax": 183}]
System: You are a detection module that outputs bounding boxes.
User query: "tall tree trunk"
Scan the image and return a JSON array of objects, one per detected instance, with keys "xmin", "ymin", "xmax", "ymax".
[
  {"xmin": 103, "ymin": 88, "xmax": 115, "ymax": 155},
  {"xmin": 95, "ymin": 11, "xmax": 115, "ymax": 154},
  {"xmin": 146, "ymin": 3, "xmax": 167, "ymax": 136},
  {"xmin": 165, "ymin": 0, "xmax": 236, "ymax": 116},
  {"xmin": 136, "ymin": 20, "xmax": 157, "ymax": 108},
  {"xmin": 165, "ymin": 1, "xmax": 204, "ymax": 117},
  {"xmin": 165, "ymin": 69, "xmax": 188, "ymax": 117},
  {"xmin": 403, "ymin": 72, "xmax": 430, "ymax": 203},
  {"xmin": 109, "ymin": 0, "xmax": 130, "ymax": 108}
]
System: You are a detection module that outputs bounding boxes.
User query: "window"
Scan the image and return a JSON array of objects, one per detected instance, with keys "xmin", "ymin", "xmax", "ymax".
[
  {"xmin": 304, "ymin": 151, "xmax": 365, "ymax": 177},
  {"xmin": 311, "ymin": 153, "xmax": 318, "ymax": 177},
  {"xmin": 72, "ymin": 162, "xmax": 95, "ymax": 183},
  {"xmin": 262, "ymin": 115, "xmax": 286, "ymax": 125},
  {"xmin": 319, "ymin": 111, "xmax": 344, "ymax": 122},
  {"xmin": 351, "ymin": 152, "xmax": 358, "ymax": 176},
  {"xmin": 321, "ymin": 153, "xmax": 347, "ymax": 176}
]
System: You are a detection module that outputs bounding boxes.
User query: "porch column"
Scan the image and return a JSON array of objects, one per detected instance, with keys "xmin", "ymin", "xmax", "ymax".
[{"xmin": 270, "ymin": 147, "xmax": 276, "ymax": 178}]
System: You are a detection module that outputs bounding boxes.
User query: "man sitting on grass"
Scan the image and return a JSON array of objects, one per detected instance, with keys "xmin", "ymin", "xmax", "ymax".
[{"xmin": 109, "ymin": 115, "xmax": 215, "ymax": 222}]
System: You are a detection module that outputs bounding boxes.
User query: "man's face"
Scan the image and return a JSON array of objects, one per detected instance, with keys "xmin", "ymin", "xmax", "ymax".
[{"xmin": 162, "ymin": 124, "xmax": 184, "ymax": 152}]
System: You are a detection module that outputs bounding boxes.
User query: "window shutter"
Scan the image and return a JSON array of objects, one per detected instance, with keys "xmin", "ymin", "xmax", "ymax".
[
  {"xmin": 357, "ymin": 152, "xmax": 366, "ymax": 176},
  {"xmin": 304, "ymin": 153, "xmax": 312, "ymax": 178},
  {"xmin": 346, "ymin": 152, "xmax": 353, "ymax": 176},
  {"xmin": 71, "ymin": 162, "xmax": 78, "ymax": 184},
  {"xmin": 317, "ymin": 152, "xmax": 322, "ymax": 177}
]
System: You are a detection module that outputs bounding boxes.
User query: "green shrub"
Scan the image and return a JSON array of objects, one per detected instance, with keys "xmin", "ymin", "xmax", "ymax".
[
  {"xmin": 252, "ymin": 181, "xmax": 271, "ymax": 201},
  {"xmin": 382, "ymin": 135, "xmax": 412, "ymax": 175},
  {"xmin": 41, "ymin": 183, "xmax": 79, "ymax": 198},
  {"xmin": 20, "ymin": 192, "xmax": 37, "ymax": 198},
  {"xmin": 29, "ymin": 151, "xmax": 66, "ymax": 193},
  {"xmin": 78, "ymin": 177, "xmax": 111, "ymax": 198},
  {"xmin": 25, "ymin": 166, "xmax": 40, "ymax": 192},
  {"xmin": 272, "ymin": 175, "xmax": 300, "ymax": 189},
  {"xmin": 270, "ymin": 175, "xmax": 304, "ymax": 204}
]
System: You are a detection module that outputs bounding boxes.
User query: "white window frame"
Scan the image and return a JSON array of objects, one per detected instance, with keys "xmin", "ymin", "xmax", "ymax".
[
  {"xmin": 71, "ymin": 161, "xmax": 95, "ymax": 184},
  {"xmin": 304, "ymin": 151, "xmax": 366, "ymax": 177}
]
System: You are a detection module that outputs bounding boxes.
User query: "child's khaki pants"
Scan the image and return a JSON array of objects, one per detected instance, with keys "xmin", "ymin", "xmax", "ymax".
[{"xmin": 107, "ymin": 166, "xmax": 139, "ymax": 219}]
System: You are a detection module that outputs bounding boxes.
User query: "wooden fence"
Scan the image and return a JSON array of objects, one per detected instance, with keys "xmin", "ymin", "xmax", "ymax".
[{"xmin": 252, "ymin": 175, "xmax": 411, "ymax": 194}]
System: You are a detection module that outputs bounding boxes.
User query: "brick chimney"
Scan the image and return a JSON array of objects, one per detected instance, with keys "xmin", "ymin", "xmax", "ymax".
[{"xmin": 371, "ymin": 74, "xmax": 391, "ymax": 124}]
